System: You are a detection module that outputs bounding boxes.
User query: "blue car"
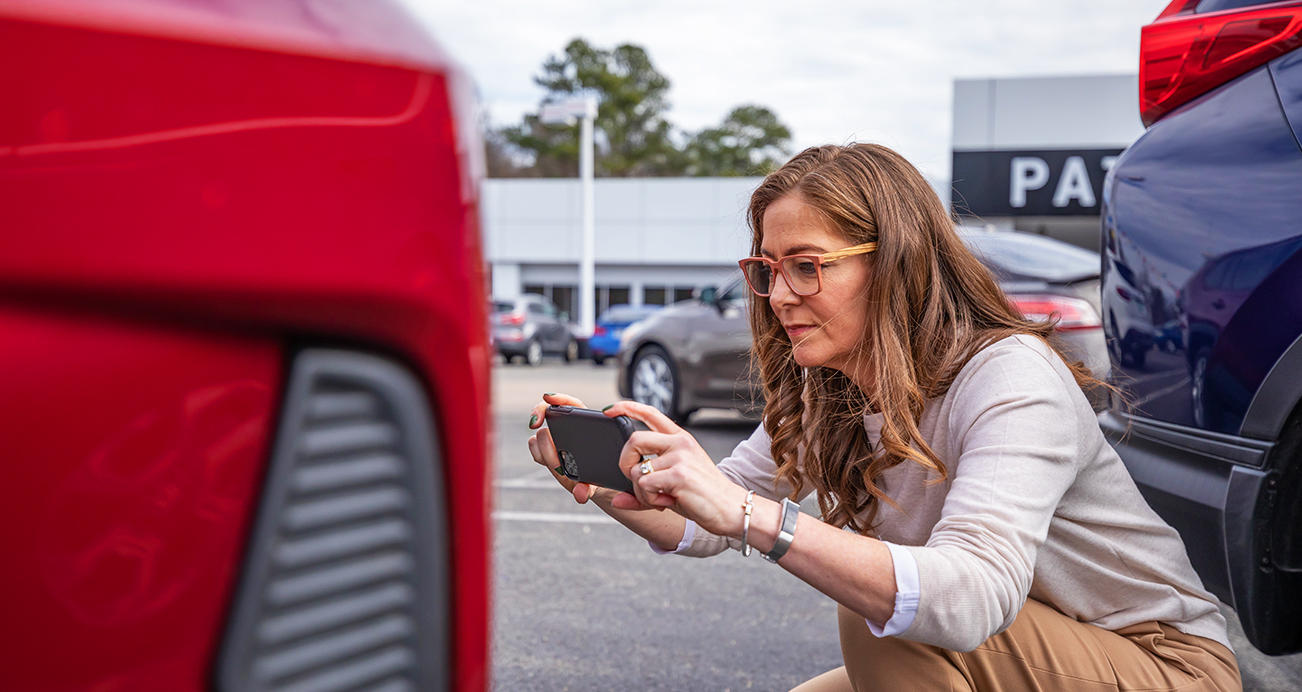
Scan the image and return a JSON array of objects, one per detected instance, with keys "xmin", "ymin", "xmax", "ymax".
[
  {"xmin": 589, "ymin": 305, "xmax": 661, "ymax": 365},
  {"xmin": 1099, "ymin": 0, "xmax": 1302, "ymax": 655}
]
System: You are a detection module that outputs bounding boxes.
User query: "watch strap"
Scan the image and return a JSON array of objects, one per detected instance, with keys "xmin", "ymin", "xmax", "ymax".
[{"xmin": 762, "ymin": 498, "xmax": 800, "ymax": 563}]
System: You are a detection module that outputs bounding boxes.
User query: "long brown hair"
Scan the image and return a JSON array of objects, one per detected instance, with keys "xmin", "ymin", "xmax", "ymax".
[{"xmin": 748, "ymin": 143, "xmax": 1102, "ymax": 533}]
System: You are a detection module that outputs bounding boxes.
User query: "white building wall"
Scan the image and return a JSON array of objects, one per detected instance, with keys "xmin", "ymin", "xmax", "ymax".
[
  {"xmin": 952, "ymin": 74, "xmax": 1143, "ymax": 152},
  {"xmin": 483, "ymin": 177, "xmax": 764, "ymax": 307},
  {"xmin": 484, "ymin": 177, "xmax": 761, "ymax": 266}
]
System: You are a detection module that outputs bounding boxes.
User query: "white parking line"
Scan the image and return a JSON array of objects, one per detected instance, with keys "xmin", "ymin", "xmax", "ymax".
[
  {"xmin": 493, "ymin": 510, "xmax": 618, "ymax": 525},
  {"xmin": 496, "ymin": 478, "xmax": 561, "ymax": 489}
]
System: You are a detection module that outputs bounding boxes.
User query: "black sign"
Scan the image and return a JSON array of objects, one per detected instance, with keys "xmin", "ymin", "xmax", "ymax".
[{"xmin": 951, "ymin": 148, "xmax": 1124, "ymax": 217}]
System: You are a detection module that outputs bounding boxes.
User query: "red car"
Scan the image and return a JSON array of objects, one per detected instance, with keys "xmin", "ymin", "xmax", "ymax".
[{"xmin": 0, "ymin": 1, "xmax": 492, "ymax": 690}]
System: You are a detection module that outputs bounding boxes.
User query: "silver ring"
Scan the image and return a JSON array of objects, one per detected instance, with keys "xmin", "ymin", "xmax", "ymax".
[{"xmin": 639, "ymin": 460, "xmax": 654, "ymax": 475}]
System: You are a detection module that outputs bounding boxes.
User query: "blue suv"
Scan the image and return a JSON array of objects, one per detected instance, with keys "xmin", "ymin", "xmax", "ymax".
[{"xmin": 1100, "ymin": 0, "xmax": 1302, "ymax": 655}]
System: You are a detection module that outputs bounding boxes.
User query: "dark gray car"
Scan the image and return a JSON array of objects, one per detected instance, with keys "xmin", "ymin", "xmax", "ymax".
[
  {"xmin": 616, "ymin": 228, "xmax": 1110, "ymax": 421},
  {"xmin": 492, "ymin": 294, "xmax": 579, "ymax": 366}
]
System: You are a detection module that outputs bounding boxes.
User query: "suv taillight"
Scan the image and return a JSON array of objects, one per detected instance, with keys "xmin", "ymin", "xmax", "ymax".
[
  {"xmin": 497, "ymin": 313, "xmax": 525, "ymax": 326},
  {"xmin": 1010, "ymin": 294, "xmax": 1102, "ymax": 332},
  {"xmin": 1141, "ymin": 0, "xmax": 1302, "ymax": 126}
]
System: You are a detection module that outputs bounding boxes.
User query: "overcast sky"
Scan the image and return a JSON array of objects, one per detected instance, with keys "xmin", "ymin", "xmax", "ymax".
[{"xmin": 397, "ymin": 0, "xmax": 1170, "ymax": 182}]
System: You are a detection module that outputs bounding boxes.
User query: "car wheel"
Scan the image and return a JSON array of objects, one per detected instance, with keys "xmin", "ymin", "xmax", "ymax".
[
  {"xmin": 525, "ymin": 340, "xmax": 543, "ymax": 367},
  {"xmin": 562, "ymin": 339, "xmax": 579, "ymax": 363},
  {"xmin": 1191, "ymin": 349, "xmax": 1209, "ymax": 428},
  {"xmin": 631, "ymin": 345, "xmax": 685, "ymax": 422}
]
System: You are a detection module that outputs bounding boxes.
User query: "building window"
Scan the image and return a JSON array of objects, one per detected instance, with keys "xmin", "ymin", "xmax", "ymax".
[
  {"xmin": 595, "ymin": 285, "xmax": 631, "ymax": 317},
  {"xmin": 523, "ymin": 284, "xmax": 577, "ymax": 319},
  {"xmin": 551, "ymin": 285, "xmax": 576, "ymax": 319},
  {"xmin": 674, "ymin": 287, "xmax": 695, "ymax": 303},
  {"xmin": 644, "ymin": 286, "xmax": 667, "ymax": 306},
  {"xmin": 607, "ymin": 286, "xmax": 630, "ymax": 311}
]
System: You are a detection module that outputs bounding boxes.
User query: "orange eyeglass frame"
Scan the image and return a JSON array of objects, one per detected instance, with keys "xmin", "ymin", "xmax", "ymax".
[{"xmin": 738, "ymin": 242, "xmax": 877, "ymax": 296}]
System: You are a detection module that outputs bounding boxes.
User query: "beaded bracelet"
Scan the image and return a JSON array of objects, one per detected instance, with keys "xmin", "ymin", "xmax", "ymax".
[{"xmin": 741, "ymin": 489, "xmax": 756, "ymax": 557}]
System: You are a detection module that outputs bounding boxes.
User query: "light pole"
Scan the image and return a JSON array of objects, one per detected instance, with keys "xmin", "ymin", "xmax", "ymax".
[{"xmin": 540, "ymin": 95, "xmax": 598, "ymax": 339}]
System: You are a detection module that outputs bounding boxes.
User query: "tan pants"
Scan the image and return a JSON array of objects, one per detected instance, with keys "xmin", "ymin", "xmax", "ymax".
[{"xmin": 793, "ymin": 600, "xmax": 1241, "ymax": 692}]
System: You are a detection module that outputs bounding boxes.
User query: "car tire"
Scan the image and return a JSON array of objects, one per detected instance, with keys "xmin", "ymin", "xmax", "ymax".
[
  {"xmin": 525, "ymin": 339, "xmax": 543, "ymax": 367},
  {"xmin": 562, "ymin": 339, "xmax": 579, "ymax": 363},
  {"xmin": 631, "ymin": 345, "xmax": 686, "ymax": 423},
  {"xmin": 592, "ymin": 355, "xmax": 606, "ymax": 366}
]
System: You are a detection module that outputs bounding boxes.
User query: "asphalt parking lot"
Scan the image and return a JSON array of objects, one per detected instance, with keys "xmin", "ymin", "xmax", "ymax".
[
  {"xmin": 489, "ymin": 359, "xmax": 1302, "ymax": 692},
  {"xmin": 491, "ymin": 359, "xmax": 840, "ymax": 692}
]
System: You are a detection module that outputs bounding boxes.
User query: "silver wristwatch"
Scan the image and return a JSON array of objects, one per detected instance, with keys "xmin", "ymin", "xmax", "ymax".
[{"xmin": 762, "ymin": 498, "xmax": 800, "ymax": 563}]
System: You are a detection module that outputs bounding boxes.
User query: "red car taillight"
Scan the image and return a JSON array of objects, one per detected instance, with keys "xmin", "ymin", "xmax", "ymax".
[
  {"xmin": 498, "ymin": 312, "xmax": 525, "ymax": 326},
  {"xmin": 1010, "ymin": 294, "xmax": 1102, "ymax": 332},
  {"xmin": 1140, "ymin": 0, "xmax": 1302, "ymax": 126},
  {"xmin": 593, "ymin": 325, "xmax": 607, "ymax": 337}
]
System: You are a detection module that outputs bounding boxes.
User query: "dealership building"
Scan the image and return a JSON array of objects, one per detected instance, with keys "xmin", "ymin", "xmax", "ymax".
[{"xmin": 483, "ymin": 74, "xmax": 1145, "ymax": 319}]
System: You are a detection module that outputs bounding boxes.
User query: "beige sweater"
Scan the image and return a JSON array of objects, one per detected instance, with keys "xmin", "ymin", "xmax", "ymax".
[{"xmin": 680, "ymin": 334, "xmax": 1230, "ymax": 652}]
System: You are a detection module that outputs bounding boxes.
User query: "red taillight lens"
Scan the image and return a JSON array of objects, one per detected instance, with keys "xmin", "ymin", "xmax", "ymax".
[
  {"xmin": 1140, "ymin": 1, "xmax": 1302, "ymax": 126},
  {"xmin": 497, "ymin": 312, "xmax": 525, "ymax": 326},
  {"xmin": 593, "ymin": 326, "xmax": 607, "ymax": 337},
  {"xmin": 1010, "ymin": 294, "xmax": 1102, "ymax": 332}
]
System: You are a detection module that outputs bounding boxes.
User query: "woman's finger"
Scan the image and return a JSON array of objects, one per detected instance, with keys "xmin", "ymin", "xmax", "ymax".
[
  {"xmin": 609, "ymin": 491, "xmax": 643, "ymax": 511},
  {"xmin": 617, "ymin": 430, "xmax": 681, "ymax": 480},
  {"xmin": 527, "ymin": 435, "xmax": 543, "ymax": 465},
  {"xmin": 603, "ymin": 400, "xmax": 683, "ymax": 435},
  {"xmin": 571, "ymin": 483, "xmax": 597, "ymax": 504},
  {"xmin": 635, "ymin": 472, "xmax": 678, "ymax": 510},
  {"xmin": 528, "ymin": 392, "xmax": 587, "ymax": 431},
  {"xmin": 533, "ymin": 428, "xmax": 563, "ymax": 471}
]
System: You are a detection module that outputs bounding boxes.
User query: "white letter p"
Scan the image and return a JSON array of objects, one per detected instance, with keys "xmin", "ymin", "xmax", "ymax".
[{"xmin": 1010, "ymin": 157, "xmax": 1049, "ymax": 208}]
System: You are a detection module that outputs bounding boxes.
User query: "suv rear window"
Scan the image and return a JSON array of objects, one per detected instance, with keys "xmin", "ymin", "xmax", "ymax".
[{"xmin": 492, "ymin": 301, "xmax": 515, "ymax": 313}]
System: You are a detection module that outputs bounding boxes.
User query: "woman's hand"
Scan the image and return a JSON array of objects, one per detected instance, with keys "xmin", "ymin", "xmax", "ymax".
[
  {"xmin": 526, "ymin": 393, "xmax": 600, "ymax": 504},
  {"xmin": 607, "ymin": 401, "xmax": 751, "ymax": 539}
]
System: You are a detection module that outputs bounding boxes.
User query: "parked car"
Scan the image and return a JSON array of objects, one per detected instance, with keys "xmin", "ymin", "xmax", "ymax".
[
  {"xmin": 616, "ymin": 227, "xmax": 1109, "ymax": 422},
  {"xmin": 590, "ymin": 304, "xmax": 662, "ymax": 364},
  {"xmin": 0, "ymin": 1, "xmax": 492, "ymax": 690},
  {"xmin": 492, "ymin": 294, "xmax": 580, "ymax": 365},
  {"xmin": 1098, "ymin": 0, "xmax": 1302, "ymax": 655}
]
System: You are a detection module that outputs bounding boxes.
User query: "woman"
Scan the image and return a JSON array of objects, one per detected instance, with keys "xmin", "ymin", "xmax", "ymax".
[{"xmin": 527, "ymin": 143, "xmax": 1240, "ymax": 691}]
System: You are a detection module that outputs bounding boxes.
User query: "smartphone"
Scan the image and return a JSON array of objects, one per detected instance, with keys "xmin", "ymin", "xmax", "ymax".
[{"xmin": 545, "ymin": 405, "xmax": 636, "ymax": 494}]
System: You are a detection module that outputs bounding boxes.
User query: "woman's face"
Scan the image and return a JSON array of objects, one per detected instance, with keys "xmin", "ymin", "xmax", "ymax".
[{"xmin": 760, "ymin": 194, "xmax": 872, "ymax": 377}]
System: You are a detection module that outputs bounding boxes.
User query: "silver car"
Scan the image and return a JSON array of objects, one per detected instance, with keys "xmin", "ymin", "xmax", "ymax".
[
  {"xmin": 616, "ymin": 228, "xmax": 1110, "ymax": 421},
  {"xmin": 492, "ymin": 294, "xmax": 580, "ymax": 366}
]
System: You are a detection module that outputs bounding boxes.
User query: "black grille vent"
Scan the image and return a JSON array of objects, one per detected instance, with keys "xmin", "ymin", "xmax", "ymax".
[{"xmin": 219, "ymin": 350, "xmax": 448, "ymax": 692}]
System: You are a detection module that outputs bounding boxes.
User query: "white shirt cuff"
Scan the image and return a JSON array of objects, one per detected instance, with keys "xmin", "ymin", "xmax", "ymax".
[
  {"xmin": 865, "ymin": 542, "xmax": 920, "ymax": 637},
  {"xmin": 649, "ymin": 519, "xmax": 696, "ymax": 555}
]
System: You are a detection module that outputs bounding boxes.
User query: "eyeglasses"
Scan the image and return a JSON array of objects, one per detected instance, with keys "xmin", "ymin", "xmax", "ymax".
[{"xmin": 738, "ymin": 242, "xmax": 877, "ymax": 297}]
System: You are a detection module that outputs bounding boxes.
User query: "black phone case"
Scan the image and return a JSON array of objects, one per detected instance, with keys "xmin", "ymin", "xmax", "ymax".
[{"xmin": 545, "ymin": 405, "xmax": 636, "ymax": 494}]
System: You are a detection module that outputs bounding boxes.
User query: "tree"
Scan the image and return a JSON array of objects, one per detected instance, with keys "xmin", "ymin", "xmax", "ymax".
[
  {"xmin": 499, "ymin": 38, "xmax": 684, "ymax": 177},
  {"xmin": 492, "ymin": 38, "xmax": 792, "ymax": 178},
  {"xmin": 684, "ymin": 105, "xmax": 792, "ymax": 177}
]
